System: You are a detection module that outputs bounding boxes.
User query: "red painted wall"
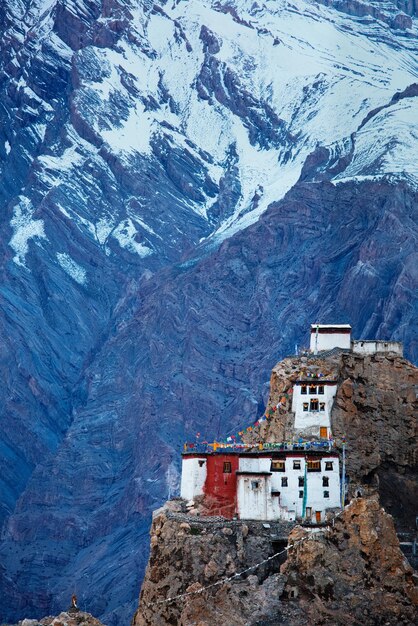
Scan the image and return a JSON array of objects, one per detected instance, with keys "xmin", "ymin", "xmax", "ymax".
[{"xmin": 203, "ymin": 454, "xmax": 239, "ymax": 518}]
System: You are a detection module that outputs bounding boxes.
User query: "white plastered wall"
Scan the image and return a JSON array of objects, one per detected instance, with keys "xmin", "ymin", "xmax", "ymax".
[
  {"xmin": 274, "ymin": 455, "xmax": 340, "ymax": 520},
  {"xmin": 292, "ymin": 383, "xmax": 337, "ymax": 434},
  {"xmin": 180, "ymin": 456, "xmax": 207, "ymax": 501},
  {"xmin": 310, "ymin": 330, "xmax": 351, "ymax": 351},
  {"xmin": 237, "ymin": 455, "xmax": 340, "ymax": 522}
]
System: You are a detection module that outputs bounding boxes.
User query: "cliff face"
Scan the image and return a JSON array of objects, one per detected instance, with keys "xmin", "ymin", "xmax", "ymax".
[
  {"xmin": 281, "ymin": 496, "xmax": 418, "ymax": 626},
  {"xmin": 257, "ymin": 351, "xmax": 418, "ymax": 532},
  {"xmin": 134, "ymin": 352, "xmax": 418, "ymax": 625},
  {"xmin": 134, "ymin": 497, "xmax": 417, "ymax": 626}
]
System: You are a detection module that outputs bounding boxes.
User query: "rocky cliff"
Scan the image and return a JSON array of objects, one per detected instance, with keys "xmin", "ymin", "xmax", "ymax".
[
  {"xmin": 257, "ymin": 351, "xmax": 418, "ymax": 533},
  {"xmin": 134, "ymin": 497, "xmax": 417, "ymax": 626},
  {"xmin": 9, "ymin": 611, "xmax": 105, "ymax": 626},
  {"xmin": 134, "ymin": 351, "xmax": 418, "ymax": 625}
]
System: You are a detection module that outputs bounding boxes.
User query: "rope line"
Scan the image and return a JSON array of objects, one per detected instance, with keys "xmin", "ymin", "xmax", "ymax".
[
  {"xmin": 145, "ymin": 506, "xmax": 347, "ymax": 609},
  {"xmin": 146, "ymin": 535, "xmax": 309, "ymax": 608}
]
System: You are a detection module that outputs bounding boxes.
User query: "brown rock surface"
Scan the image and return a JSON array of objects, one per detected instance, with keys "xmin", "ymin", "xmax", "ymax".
[
  {"xmin": 11, "ymin": 611, "xmax": 105, "ymax": 626},
  {"xmin": 281, "ymin": 496, "xmax": 418, "ymax": 625},
  {"xmin": 332, "ymin": 353, "xmax": 418, "ymax": 531},
  {"xmin": 133, "ymin": 505, "xmax": 293, "ymax": 626}
]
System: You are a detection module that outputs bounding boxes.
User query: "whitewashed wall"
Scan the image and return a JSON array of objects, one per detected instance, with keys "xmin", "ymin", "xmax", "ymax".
[
  {"xmin": 237, "ymin": 455, "xmax": 340, "ymax": 521},
  {"xmin": 310, "ymin": 330, "xmax": 351, "ymax": 351},
  {"xmin": 180, "ymin": 456, "xmax": 207, "ymax": 500},
  {"xmin": 352, "ymin": 340, "xmax": 403, "ymax": 356},
  {"xmin": 292, "ymin": 383, "xmax": 337, "ymax": 434},
  {"xmin": 275, "ymin": 455, "xmax": 340, "ymax": 520}
]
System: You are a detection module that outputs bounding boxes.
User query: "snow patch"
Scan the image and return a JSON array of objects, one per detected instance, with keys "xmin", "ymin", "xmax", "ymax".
[
  {"xmin": 9, "ymin": 197, "xmax": 46, "ymax": 266},
  {"xmin": 56, "ymin": 252, "xmax": 87, "ymax": 285},
  {"xmin": 5, "ymin": 140, "xmax": 11, "ymax": 154},
  {"xmin": 102, "ymin": 103, "xmax": 153, "ymax": 156},
  {"xmin": 112, "ymin": 219, "xmax": 153, "ymax": 257}
]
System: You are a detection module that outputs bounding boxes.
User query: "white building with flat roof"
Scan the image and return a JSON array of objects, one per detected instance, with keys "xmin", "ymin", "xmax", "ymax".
[
  {"xmin": 310, "ymin": 324, "xmax": 351, "ymax": 352},
  {"xmin": 292, "ymin": 380, "xmax": 338, "ymax": 440}
]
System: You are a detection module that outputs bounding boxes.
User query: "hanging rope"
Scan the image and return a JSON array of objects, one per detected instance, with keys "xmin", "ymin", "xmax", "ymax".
[
  {"xmin": 145, "ymin": 534, "xmax": 308, "ymax": 608},
  {"xmin": 144, "ymin": 506, "xmax": 347, "ymax": 609}
]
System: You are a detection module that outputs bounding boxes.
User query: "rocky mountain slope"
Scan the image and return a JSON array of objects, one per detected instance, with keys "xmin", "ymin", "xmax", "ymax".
[{"xmin": 1, "ymin": 1, "xmax": 418, "ymax": 624}]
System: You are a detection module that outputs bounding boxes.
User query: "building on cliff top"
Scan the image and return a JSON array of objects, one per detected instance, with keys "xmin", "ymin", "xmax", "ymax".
[
  {"xmin": 310, "ymin": 323, "xmax": 403, "ymax": 356},
  {"xmin": 180, "ymin": 324, "xmax": 403, "ymax": 523}
]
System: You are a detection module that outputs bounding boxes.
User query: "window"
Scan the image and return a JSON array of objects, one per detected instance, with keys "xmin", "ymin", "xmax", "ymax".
[
  {"xmin": 301, "ymin": 384, "xmax": 307, "ymax": 395},
  {"xmin": 305, "ymin": 507, "xmax": 312, "ymax": 519},
  {"xmin": 324, "ymin": 491, "xmax": 329, "ymax": 498},
  {"xmin": 310, "ymin": 399, "xmax": 319, "ymax": 411},
  {"xmin": 319, "ymin": 402, "xmax": 325, "ymax": 411},
  {"xmin": 298, "ymin": 477, "xmax": 304, "ymax": 487},
  {"xmin": 307, "ymin": 460, "xmax": 321, "ymax": 472},
  {"xmin": 318, "ymin": 385, "xmax": 324, "ymax": 395},
  {"xmin": 251, "ymin": 481, "xmax": 260, "ymax": 489},
  {"xmin": 293, "ymin": 460, "xmax": 301, "ymax": 470},
  {"xmin": 223, "ymin": 461, "xmax": 232, "ymax": 473},
  {"xmin": 303, "ymin": 402, "xmax": 309, "ymax": 412},
  {"xmin": 299, "ymin": 490, "xmax": 304, "ymax": 498},
  {"xmin": 281, "ymin": 477, "xmax": 288, "ymax": 487},
  {"xmin": 325, "ymin": 461, "xmax": 334, "ymax": 471},
  {"xmin": 271, "ymin": 460, "xmax": 285, "ymax": 472},
  {"xmin": 322, "ymin": 476, "xmax": 329, "ymax": 487},
  {"xmin": 198, "ymin": 460, "xmax": 205, "ymax": 467},
  {"xmin": 309, "ymin": 385, "xmax": 317, "ymax": 395}
]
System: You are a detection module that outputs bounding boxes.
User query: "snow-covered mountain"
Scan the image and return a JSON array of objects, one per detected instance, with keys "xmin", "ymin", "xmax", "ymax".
[{"xmin": 0, "ymin": 1, "xmax": 417, "ymax": 624}]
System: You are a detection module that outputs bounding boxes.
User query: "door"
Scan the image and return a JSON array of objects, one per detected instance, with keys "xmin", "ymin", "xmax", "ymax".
[
  {"xmin": 315, "ymin": 510, "xmax": 322, "ymax": 523},
  {"xmin": 320, "ymin": 427, "xmax": 327, "ymax": 439}
]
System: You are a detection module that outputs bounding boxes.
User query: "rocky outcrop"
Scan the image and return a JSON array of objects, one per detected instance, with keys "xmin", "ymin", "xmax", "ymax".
[
  {"xmin": 134, "ymin": 497, "xmax": 417, "ymax": 625},
  {"xmin": 134, "ymin": 350, "xmax": 418, "ymax": 625},
  {"xmin": 133, "ymin": 500, "xmax": 293, "ymax": 626},
  {"xmin": 251, "ymin": 351, "xmax": 418, "ymax": 533},
  {"xmin": 282, "ymin": 496, "xmax": 418, "ymax": 626},
  {"xmin": 11, "ymin": 611, "xmax": 105, "ymax": 626}
]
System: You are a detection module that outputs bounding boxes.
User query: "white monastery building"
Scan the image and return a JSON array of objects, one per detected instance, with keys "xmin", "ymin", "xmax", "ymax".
[{"xmin": 180, "ymin": 323, "xmax": 403, "ymax": 523}]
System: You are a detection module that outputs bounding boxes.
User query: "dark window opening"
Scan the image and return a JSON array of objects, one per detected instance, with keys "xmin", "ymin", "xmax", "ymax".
[
  {"xmin": 325, "ymin": 462, "xmax": 334, "ymax": 471},
  {"xmin": 198, "ymin": 460, "xmax": 205, "ymax": 467},
  {"xmin": 281, "ymin": 477, "xmax": 288, "ymax": 487},
  {"xmin": 299, "ymin": 490, "xmax": 304, "ymax": 498},
  {"xmin": 251, "ymin": 481, "xmax": 260, "ymax": 490},
  {"xmin": 318, "ymin": 385, "xmax": 324, "ymax": 394},
  {"xmin": 309, "ymin": 385, "xmax": 317, "ymax": 395},
  {"xmin": 324, "ymin": 491, "xmax": 330, "ymax": 498},
  {"xmin": 301, "ymin": 385, "xmax": 307, "ymax": 395},
  {"xmin": 307, "ymin": 460, "xmax": 321, "ymax": 472},
  {"xmin": 293, "ymin": 460, "xmax": 301, "ymax": 470},
  {"xmin": 223, "ymin": 461, "xmax": 232, "ymax": 473},
  {"xmin": 271, "ymin": 460, "xmax": 285, "ymax": 472},
  {"xmin": 319, "ymin": 402, "xmax": 325, "ymax": 411},
  {"xmin": 310, "ymin": 399, "xmax": 319, "ymax": 411},
  {"xmin": 298, "ymin": 477, "xmax": 304, "ymax": 487},
  {"xmin": 303, "ymin": 402, "xmax": 309, "ymax": 412},
  {"xmin": 322, "ymin": 477, "xmax": 329, "ymax": 487}
]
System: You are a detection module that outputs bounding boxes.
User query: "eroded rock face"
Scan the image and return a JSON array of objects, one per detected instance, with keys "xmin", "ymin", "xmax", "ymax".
[
  {"xmin": 332, "ymin": 353, "xmax": 418, "ymax": 531},
  {"xmin": 248, "ymin": 351, "xmax": 417, "ymax": 533},
  {"xmin": 135, "ymin": 497, "xmax": 417, "ymax": 625},
  {"xmin": 11, "ymin": 611, "xmax": 105, "ymax": 626},
  {"xmin": 282, "ymin": 497, "xmax": 418, "ymax": 626},
  {"xmin": 133, "ymin": 501, "xmax": 293, "ymax": 626}
]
